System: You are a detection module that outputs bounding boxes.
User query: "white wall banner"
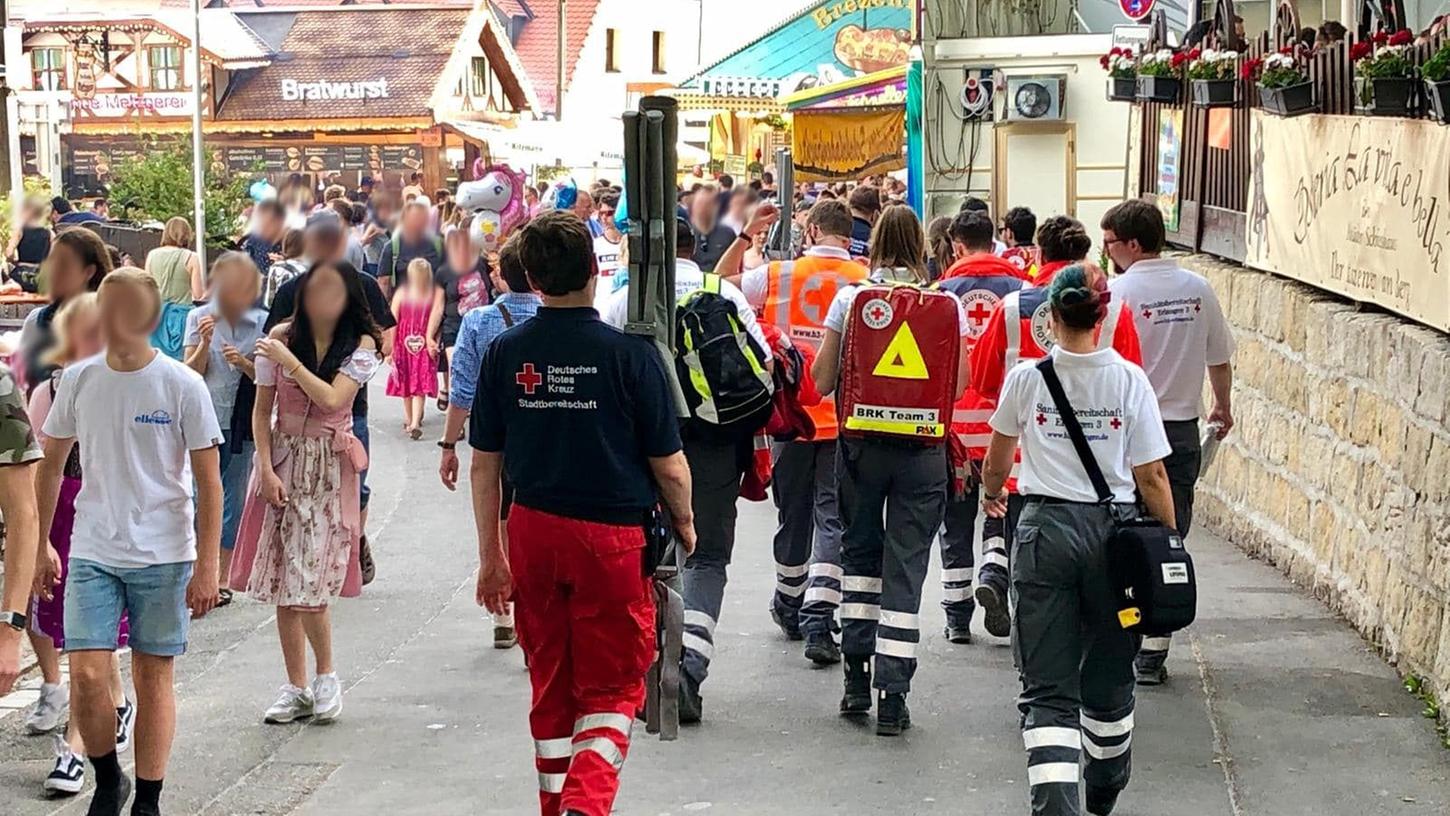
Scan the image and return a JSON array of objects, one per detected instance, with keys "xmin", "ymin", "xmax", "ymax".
[{"xmin": 1246, "ymin": 110, "xmax": 1450, "ymax": 334}]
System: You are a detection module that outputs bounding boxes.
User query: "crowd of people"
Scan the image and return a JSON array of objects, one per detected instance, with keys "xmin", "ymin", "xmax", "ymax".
[
  {"xmin": 450, "ymin": 176, "xmax": 1233, "ymax": 816},
  {"xmin": 0, "ymin": 162, "xmax": 1234, "ymax": 816}
]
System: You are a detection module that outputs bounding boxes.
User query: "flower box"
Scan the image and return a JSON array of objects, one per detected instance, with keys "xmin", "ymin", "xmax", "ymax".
[
  {"xmin": 1258, "ymin": 82, "xmax": 1317, "ymax": 116},
  {"xmin": 1136, "ymin": 75, "xmax": 1182, "ymax": 103},
  {"xmin": 1354, "ymin": 76, "xmax": 1416, "ymax": 116},
  {"xmin": 1107, "ymin": 77, "xmax": 1137, "ymax": 101},
  {"xmin": 1191, "ymin": 78, "xmax": 1238, "ymax": 107},
  {"xmin": 1425, "ymin": 79, "xmax": 1450, "ymax": 124}
]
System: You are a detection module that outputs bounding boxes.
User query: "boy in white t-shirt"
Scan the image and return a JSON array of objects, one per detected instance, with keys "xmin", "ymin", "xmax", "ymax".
[{"xmin": 37, "ymin": 268, "xmax": 224, "ymax": 816}]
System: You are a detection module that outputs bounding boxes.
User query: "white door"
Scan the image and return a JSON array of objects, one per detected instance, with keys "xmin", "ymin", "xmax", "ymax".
[{"xmin": 995, "ymin": 123, "xmax": 1074, "ymax": 222}]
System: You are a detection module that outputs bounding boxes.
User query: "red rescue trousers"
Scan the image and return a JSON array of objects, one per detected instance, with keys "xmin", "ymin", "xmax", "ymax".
[{"xmin": 508, "ymin": 504, "xmax": 656, "ymax": 816}]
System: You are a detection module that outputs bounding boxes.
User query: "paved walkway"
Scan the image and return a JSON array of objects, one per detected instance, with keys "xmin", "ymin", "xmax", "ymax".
[{"xmin": 1, "ymin": 386, "xmax": 1447, "ymax": 814}]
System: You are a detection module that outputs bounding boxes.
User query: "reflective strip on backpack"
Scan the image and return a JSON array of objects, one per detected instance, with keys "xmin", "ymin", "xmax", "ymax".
[
  {"xmin": 771, "ymin": 261, "xmax": 795, "ymax": 330},
  {"xmin": 1004, "ymin": 290, "xmax": 1022, "ymax": 371}
]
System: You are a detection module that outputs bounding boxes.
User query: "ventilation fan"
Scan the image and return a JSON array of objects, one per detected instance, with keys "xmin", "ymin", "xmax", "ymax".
[{"xmin": 1003, "ymin": 76, "xmax": 1066, "ymax": 121}]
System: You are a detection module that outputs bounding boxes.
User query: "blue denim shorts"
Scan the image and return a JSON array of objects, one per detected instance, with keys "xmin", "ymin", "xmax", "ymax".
[{"xmin": 64, "ymin": 559, "xmax": 195, "ymax": 657}]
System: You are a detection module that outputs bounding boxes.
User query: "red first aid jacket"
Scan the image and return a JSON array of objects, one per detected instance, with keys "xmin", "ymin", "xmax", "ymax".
[
  {"xmin": 967, "ymin": 283, "xmax": 1144, "ymax": 490},
  {"xmin": 839, "ymin": 284, "xmax": 961, "ymax": 443},
  {"xmin": 937, "ymin": 257, "xmax": 1028, "ymax": 464}
]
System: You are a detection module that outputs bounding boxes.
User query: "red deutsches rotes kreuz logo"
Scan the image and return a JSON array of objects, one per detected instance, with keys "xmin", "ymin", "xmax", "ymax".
[
  {"xmin": 1110, "ymin": 417, "xmax": 1123, "ymax": 430},
  {"xmin": 515, "ymin": 363, "xmax": 543, "ymax": 394}
]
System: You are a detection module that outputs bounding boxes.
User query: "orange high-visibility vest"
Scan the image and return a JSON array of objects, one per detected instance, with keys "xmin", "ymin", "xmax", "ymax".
[{"xmin": 762, "ymin": 254, "xmax": 869, "ymax": 440}]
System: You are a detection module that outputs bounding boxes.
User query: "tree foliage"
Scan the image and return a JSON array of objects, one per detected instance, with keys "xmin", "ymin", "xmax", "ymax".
[{"xmin": 106, "ymin": 138, "xmax": 250, "ymax": 248}]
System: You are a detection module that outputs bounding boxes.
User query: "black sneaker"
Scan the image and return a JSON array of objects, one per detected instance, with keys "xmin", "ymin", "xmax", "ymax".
[
  {"xmin": 974, "ymin": 584, "xmax": 1011, "ymax": 638},
  {"xmin": 875, "ymin": 691, "xmax": 911, "ymax": 736},
  {"xmin": 770, "ymin": 606, "xmax": 803, "ymax": 641},
  {"xmin": 679, "ymin": 674, "xmax": 703, "ymax": 725},
  {"xmin": 1086, "ymin": 785, "xmax": 1120, "ymax": 815},
  {"xmin": 804, "ymin": 631, "xmax": 841, "ymax": 666},
  {"xmin": 943, "ymin": 622, "xmax": 973, "ymax": 645},
  {"xmin": 840, "ymin": 658, "xmax": 872, "ymax": 715},
  {"xmin": 115, "ymin": 698, "xmax": 136, "ymax": 754},
  {"xmin": 44, "ymin": 735, "xmax": 85, "ymax": 796},
  {"xmin": 86, "ymin": 773, "xmax": 131, "ymax": 816},
  {"xmin": 1134, "ymin": 655, "xmax": 1168, "ymax": 686}
]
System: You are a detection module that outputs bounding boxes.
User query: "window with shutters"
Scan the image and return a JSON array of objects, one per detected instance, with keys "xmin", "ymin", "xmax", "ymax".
[
  {"xmin": 471, "ymin": 56, "xmax": 491, "ymax": 99},
  {"xmin": 148, "ymin": 45, "xmax": 182, "ymax": 90},
  {"xmin": 32, "ymin": 48, "xmax": 66, "ymax": 91}
]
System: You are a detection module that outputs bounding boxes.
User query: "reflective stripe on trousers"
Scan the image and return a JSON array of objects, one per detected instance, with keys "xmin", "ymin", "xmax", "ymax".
[
  {"xmin": 510, "ymin": 505, "xmax": 653, "ymax": 816},
  {"xmin": 682, "ymin": 436, "xmax": 748, "ymax": 687},
  {"xmin": 836, "ymin": 437, "xmax": 946, "ymax": 694},
  {"xmin": 769, "ymin": 440, "xmax": 844, "ymax": 636},
  {"xmin": 1013, "ymin": 500, "xmax": 1139, "ymax": 816}
]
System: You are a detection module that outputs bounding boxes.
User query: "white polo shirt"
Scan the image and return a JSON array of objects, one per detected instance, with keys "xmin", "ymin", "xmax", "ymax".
[
  {"xmin": 1108, "ymin": 257, "xmax": 1234, "ymax": 421},
  {"xmin": 990, "ymin": 346, "xmax": 1172, "ymax": 503}
]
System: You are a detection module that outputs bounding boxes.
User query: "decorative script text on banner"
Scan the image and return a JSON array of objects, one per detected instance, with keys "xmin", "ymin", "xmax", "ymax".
[
  {"xmin": 1246, "ymin": 110, "xmax": 1450, "ymax": 334},
  {"xmin": 792, "ymin": 109, "xmax": 906, "ymax": 182}
]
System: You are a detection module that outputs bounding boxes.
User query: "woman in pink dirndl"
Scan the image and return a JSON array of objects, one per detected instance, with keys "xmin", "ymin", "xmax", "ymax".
[{"xmin": 230, "ymin": 261, "xmax": 381, "ymax": 725}]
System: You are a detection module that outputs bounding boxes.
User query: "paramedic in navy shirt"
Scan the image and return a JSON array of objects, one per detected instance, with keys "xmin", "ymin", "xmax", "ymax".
[{"xmin": 467, "ymin": 210, "xmax": 694, "ymax": 816}]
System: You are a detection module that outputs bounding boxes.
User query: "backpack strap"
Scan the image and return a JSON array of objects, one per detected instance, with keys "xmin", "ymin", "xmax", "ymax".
[
  {"xmin": 1036, "ymin": 356, "xmax": 1114, "ymax": 504},
  {"xmin": 496, "ymin": 303, "xmax": 514, "ymax": 328},
  {"xmin": 701, "ymin": 273, "xmax": 721, "ymax": 295}
]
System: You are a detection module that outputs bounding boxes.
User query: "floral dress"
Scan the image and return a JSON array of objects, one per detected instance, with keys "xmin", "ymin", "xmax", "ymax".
[{"xmin": 229, "ymin": 348, "xmax": 377, "ymax": 608}]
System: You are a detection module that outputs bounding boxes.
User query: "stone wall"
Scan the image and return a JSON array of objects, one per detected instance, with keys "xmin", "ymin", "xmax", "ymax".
[{"xmin": 1185, "ymin": 255, "xmax": 1450, "ymax": 697}]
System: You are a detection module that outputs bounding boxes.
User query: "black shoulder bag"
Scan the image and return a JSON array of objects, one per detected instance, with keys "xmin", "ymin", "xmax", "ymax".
[{"xmin": 1036, "ymin": 357, "xmax": 1198, "ymax": 634}]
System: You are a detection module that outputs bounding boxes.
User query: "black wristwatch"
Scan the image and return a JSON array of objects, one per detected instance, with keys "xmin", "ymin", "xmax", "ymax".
[
  {"xmin": 437, "ymin": 440, "xmax": 457, "ymax": 451},
  {"xmin": 0, "ymin": 610, "xmax": 27, "ymax": 632},
  {"xmin": 735, "ymin": 232, "xmax": 754, "ymax": 245}
]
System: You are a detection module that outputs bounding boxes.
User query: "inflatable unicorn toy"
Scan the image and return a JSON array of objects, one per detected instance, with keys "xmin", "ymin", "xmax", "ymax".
[{"xmin": 457, "ymin": 164, "xmax": 527, "ymax": 251}]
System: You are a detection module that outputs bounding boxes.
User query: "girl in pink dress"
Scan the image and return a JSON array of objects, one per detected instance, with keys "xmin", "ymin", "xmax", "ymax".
[
  {"xmin": 386, "ymin": 258, "xmax": 439, "ymax": 439},
  {"xmin": 231, "ymin": 261, "xmax": 381, "ymax": 725}
]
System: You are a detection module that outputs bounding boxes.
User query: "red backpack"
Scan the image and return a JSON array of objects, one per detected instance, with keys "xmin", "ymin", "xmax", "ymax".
[{"xmin": 839, "ymin": 284, "xmax": 961, "ymax": 443}]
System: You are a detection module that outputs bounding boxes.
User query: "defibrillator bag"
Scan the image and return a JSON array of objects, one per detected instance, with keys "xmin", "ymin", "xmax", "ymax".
[
  {"xmin": 1036, "ymin": 357, "xmax": 1198, "ymax": 634},
  {"xmin": 674, "ymin": 274, "xmax": 773, "ymax": 436},
  {"xmin": 839, "ymin": 284, "xmax": 961, "ymax": 443}
]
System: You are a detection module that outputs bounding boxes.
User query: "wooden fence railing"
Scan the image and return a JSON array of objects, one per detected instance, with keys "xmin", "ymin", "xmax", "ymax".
[{"xmin": 1134, "ymin": 30, "xmax": 1447, "ymax": 262}]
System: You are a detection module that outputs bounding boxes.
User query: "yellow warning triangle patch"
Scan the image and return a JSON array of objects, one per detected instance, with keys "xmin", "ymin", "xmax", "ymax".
[{"xmin": 872, "ymin": 323, "xmax": 930, "ymax": 380}]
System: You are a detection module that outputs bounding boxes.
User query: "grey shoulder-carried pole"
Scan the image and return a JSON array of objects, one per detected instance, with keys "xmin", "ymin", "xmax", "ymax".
[
  {"xmin": 189, "ymin": 0, "xmax": 207, "ymax": 271},
  {"xmin": 623, "ymin": 95, "xmax": 685, "ymax": 741},
  {"xmin": 767, "ymin": 147, "xmax": 794, "ymax": 261}
]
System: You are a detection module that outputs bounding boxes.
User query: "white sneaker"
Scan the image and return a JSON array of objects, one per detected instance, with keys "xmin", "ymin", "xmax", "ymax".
[
  {"xmin": 310, "ymin": 673, "xmax": 342, "ymax": 723},
  {"xmin": 263, "ymin": 684, "xmax": 314, "ymax": 724},
  {"xmin": 43, "ymin": 734, "xmax": 85, "ymax": 795},
  {"xmin": 24, "ymin": 683, "xmax": 69, "ymax": 735}
]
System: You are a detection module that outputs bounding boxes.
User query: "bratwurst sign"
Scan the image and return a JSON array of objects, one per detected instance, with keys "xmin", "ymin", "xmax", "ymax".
[
  {"xmin": 280, "ymin": 78, "xmax": 391, "ymax": 102},
  {"xmin": 1245, "ymin": 110, "xmax": 1450, "ymax": 333}
]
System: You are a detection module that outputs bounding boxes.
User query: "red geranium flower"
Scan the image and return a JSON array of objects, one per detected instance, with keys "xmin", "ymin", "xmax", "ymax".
[
  {"xmin": 1110, "ymin": 46, "xmax": 1123, "ymax": 55},
  {"xmin": 1279, "ymin": 45, "xmax": 1294, "ymax": 55},
  {"xmin": 1389, "ymin": 29, "xmax": 1413, "ymax": 46},
  {"xmin": 1171, "ymin": 51, "xmax": 1189, "ymax": 68},
  {"xmin": 1239, "ymin": 58, "xmax": 1262, "ymax": 80},
  {"xmin": 1373, "ymin": 30, "xmax": 1390, "ymax": 44},
  {"xmin": 1188, "ymin": 47, "xmax": 1203, "ymax": 60},
  {"xmin": 1350, "ymin": 40, "xmax": 1373, "ymax": 60}
]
